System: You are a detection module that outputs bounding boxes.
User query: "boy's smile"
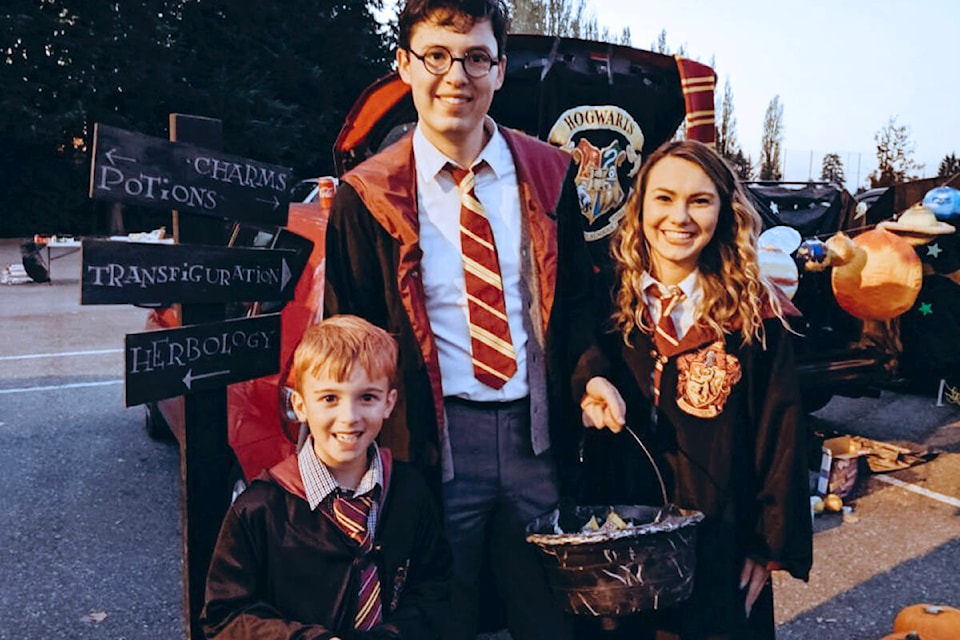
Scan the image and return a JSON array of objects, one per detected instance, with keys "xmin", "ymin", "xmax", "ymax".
[{"xmin": 291, "ymin": 365, "xmax": 397, "ymax": 489}]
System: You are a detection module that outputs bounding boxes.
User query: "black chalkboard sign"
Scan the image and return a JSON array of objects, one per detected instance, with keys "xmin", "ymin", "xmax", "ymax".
[
  {"xmin": 89, "ymin": 124, "xmax": 292, "ymax": 226},
  {"xmin": 124, "ymin": 313, "xmax": 281, "ymax": 406},
  {"xmin": 81, "ymin": 239, "xmax": 301, "ymax": 305}
]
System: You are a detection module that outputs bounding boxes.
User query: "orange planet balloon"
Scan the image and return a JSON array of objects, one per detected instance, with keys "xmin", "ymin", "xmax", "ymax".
[{"xmin": 830, "ymin": 228, "xmax": 922, "ymax": 320}]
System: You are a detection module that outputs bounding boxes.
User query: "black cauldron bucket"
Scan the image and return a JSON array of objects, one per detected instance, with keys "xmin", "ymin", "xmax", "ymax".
[{"xmin": 526, "ymin": 427, "xmax": 704, "ymax": 617}]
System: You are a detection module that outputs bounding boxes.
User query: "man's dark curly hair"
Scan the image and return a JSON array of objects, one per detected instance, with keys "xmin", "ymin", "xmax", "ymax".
[{"xmin": 398, "ymin": 0, "xmax": 510, "ymax": 57}]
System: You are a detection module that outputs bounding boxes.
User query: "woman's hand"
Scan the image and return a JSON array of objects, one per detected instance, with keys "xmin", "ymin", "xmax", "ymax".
[
  {"xmin": 580, "ymin": 377, "xmax": 626, "ymax": 432},
  {"xmin": 739, "ymin": 557, "xmax": 770, "ymax": 618}
]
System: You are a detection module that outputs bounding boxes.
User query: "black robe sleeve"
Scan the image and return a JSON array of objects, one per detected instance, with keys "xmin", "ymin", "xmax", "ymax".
[
  {"xmin": 744, "ymin": 320, "xmax": 813, "ymax": 581},
  {"xmin": 201, "ymin": 497, "xmax": 338, "ymax": 640},
  {"xmin": 323, "ymin": 182, "xmax": 392, "ymax": 326}
]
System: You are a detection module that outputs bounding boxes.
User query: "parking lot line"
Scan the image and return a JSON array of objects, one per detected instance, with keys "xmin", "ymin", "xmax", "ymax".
[
  {"xmin": 876, "ymin": 474, "xmax": 960, "ymax": 509},
  {"xmin": 0, "ymin": 380, "xmax": 122, "ymax": 394},
  {"xmin": 0, "ymin": 349, "xmax": 122, "ymax": 361}
]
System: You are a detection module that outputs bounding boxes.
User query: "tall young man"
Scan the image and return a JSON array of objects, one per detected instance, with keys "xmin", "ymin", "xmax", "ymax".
[{"xmin": 324, "ymin": 2, "xmax": 614, "ymax": 637}]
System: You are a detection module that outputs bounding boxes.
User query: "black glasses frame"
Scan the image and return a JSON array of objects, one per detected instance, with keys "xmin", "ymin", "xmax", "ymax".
[{"xmin": 406, "ymin": 46, "xmax": 500, "ymax": 78}]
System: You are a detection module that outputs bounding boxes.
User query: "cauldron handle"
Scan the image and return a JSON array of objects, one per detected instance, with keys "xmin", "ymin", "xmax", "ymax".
[{"xmin": 623, "ymin": 425, "xmax": 669, "ymax": 509}]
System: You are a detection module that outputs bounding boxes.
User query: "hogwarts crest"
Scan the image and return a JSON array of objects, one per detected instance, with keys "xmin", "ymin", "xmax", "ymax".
[
  {"xmin": 548, "ymin": 105, "xmax": 645, "ymax": 242},
  {"xmin": 675, "ymin": 341, "xmax": 742, "ymax": 418}
]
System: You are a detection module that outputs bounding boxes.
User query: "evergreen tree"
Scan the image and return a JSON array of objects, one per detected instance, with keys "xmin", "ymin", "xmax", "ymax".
[
  {"xmin": 869, "ymin": 116, "xmax": 921, "ymax": 188},
  {"xmin": 820, "ymin": 153, "xmax": 846, "ymax": 186},
  {"xmin": 937, "ymin": 152, "xmax": 960, "ymax": 179},
  {"xmin": 653, "ymin": 28, "xmax": 668, "ymax": 53},
  {"xmin": 728, "ymin": 149, "xmax": 753, "ymax": 181},
  {"xmin": 0, "ymin": 0, "xmax": 391, "ymax": 237},
  {"xmin": 758, "ymin": 95, "xmax": 783, "ymax": 181},
  {"xmin": 510, "ymin": 0, "xmax": 600, "ymax": 39},
  {"xmin": 716, "ymin": 78, "xmax": 738, "ymax": 159}
]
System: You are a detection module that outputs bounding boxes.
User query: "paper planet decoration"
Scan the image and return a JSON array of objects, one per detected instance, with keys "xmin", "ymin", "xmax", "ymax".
[
  {"xmin": 758, "ymin": 247, "xmax": 799, "ymax": 299},
  {"xmin": 877, "ymin": 204, "xmax": 956, "ymax": 245},
  {"xmin": 759, "ymin": 225, "xmax": 802, "ymax": 254},
  {"xmin": 797, "ymin": 238, "xmax": 829, "ymax": 271},
  {"xmin": 825, "ymin": 231, "xmax": 857, "ymax": 266},
  {"xmin": 922, "ymin": 186, "xmax": 960, "ymax": 221},
  {"xmin": 831, "ymin": 228, "xmax": 922, "ymax": 320}
]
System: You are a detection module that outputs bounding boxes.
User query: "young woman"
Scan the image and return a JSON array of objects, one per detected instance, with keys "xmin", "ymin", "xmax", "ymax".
[{"xmin": 577, "ymin": 140, "xmax": 813, "ymax": 639}]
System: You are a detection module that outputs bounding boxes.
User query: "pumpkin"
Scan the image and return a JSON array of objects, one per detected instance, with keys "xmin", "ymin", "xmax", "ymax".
[{"xmin": 893, "ymin": 604, "xmax": 960, "ymax": 640}]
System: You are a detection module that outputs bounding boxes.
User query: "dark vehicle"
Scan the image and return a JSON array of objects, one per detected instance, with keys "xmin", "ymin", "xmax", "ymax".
[
  {"xmin": 746, "ymin": 182, "xmax": 887, "ymax": 411},
  {"xmin": 147, "ymin": 35, "xmax": 952, "ymax": 484}
]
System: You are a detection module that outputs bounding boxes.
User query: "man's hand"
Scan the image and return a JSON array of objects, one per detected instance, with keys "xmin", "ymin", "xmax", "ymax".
[
  {"xmin": 739, "ymin": 557, "xmax": 770, "ymax": 618},
  {"xmin": 580, "ymin": 376, "xmax": 626, "ymax": 432}
]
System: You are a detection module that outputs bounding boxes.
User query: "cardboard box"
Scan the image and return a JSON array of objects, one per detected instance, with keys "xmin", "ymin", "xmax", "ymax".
[{"xmin": 817, "ymin": 436, "xmax": 861, "ymax": 498}]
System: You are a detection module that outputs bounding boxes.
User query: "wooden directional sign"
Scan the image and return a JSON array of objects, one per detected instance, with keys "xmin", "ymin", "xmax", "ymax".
[
  {"xmin": 81, "ymin": 239, "xmax": 303, "ymax": 305},
  {"xmin": 89, "ymin": 123, "xmax": 292, "ymax": 226},
  {"xmin": 124, "ymin": 313, "xmax": 281, "ymax": 407}
]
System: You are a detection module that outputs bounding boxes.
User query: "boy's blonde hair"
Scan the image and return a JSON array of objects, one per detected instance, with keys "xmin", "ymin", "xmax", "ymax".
[{"xmin": 291, "ymin": 315, "xmax": 399, "ymax": 392}]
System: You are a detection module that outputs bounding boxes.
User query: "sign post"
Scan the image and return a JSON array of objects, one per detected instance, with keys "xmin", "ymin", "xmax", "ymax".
[
  {"xmin": 85, "ymin": 114, "xmax": 306, "ymax": 639},
  {"xmin": 168, "ymin": 114, "xmax": 232, "ymax": 640}
]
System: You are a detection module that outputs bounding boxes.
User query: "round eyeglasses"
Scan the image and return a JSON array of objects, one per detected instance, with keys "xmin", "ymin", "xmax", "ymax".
[{"xmin": 407, "ymin": 46, "xmax": 499, "ymax": 78}]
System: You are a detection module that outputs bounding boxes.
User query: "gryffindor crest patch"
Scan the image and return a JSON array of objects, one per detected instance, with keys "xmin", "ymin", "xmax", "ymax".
[{"xmin": 676, "ymin": 341, "xmax": 742, "ymax": 418}]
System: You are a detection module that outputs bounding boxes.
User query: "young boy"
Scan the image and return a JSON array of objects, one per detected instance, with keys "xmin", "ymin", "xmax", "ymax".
[{"xmin": 201, "ymin": 315, "xmax": 451, "ymax": 640}]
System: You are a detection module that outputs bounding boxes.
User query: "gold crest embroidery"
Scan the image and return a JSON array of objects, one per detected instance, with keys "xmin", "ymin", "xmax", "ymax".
[{"xmin": 675, "ymin": 341, "xmax": 742, "ymax": 418}]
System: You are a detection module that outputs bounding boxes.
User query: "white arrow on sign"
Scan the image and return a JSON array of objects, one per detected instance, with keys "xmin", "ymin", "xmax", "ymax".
[
  {"xmin": 255, "ymin": 195, "xmax": 280, "ymax": 210},
  {"xmin": 105, "ymin": 148, "xmax": 137, "ymax": 165},
  {"xmin": 182, "ymin": 368, "xmax": 231, "ymax": 390},
  {"xmin": 281, "ymin": 257, "xmax": 291, "ymax": 291}
]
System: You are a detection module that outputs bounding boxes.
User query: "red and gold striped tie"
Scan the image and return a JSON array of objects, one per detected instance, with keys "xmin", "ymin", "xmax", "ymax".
[
  {"xmin": 648, "ymin": 285, "xmax": 684, "ymax": 406},
  {"xmin": 331, "ymin": 493, "xmax": 382, "ymax": 630},
  {"xmin": 446, "ymin": 163, "xmax": 517, "ymax": 389}
]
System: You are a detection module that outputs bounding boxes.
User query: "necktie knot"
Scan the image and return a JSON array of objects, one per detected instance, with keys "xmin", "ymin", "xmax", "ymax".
[
  {"xmin": 647, "ymin": 284, "xmax": 684, "ymax": 321},
  {"xmin": 444, "ymin": 163, "xmax": 470, "ymax": 187},
  {"xmin": 332, "ymin": 492, "xmax": 374, "ymax": 548}
]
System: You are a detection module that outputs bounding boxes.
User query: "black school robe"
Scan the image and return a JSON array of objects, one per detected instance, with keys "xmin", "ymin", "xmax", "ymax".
[
  {"xmin": 201, "ymin": 450, "xmax": 452, "ymax": 640},
  {"xmin": 576, "ymin": 317, "xmax": 813, "ymax": 639}
]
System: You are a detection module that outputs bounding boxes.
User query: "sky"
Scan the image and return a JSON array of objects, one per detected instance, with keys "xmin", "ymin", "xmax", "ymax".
[
  {"xmin": 376, "ymin": 0, "xmax": 958, "ymax": 192},
  {"xmin": 590, "ymin": 0, "xmax": 959, "ymax": 190}
]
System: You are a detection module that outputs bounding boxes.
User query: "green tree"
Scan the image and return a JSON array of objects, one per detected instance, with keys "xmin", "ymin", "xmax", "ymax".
[
  {"xmin": 716, "ymin": 78, "xmax": 738, "ymax": 159},
  {"xmin": 869, "ymin": 116, "xmax": 921, "ymax": 188},
  {"xmin": 0, "ymin": 0, "xmax": 392, "ymax": 237},
  {"xmin": 820, "ymin": 152, "xmax": 846, "ymax": 186},
  {"xmin": 758, "ymin": 95, "xmax": 783, "ymax": 181},
  {"xmin": 938, "ymin": 152, "xmax": 960, "ymax": 179},
  {"xmin": 715, "ymin": 78, "xmax": 750, "ymax": 179},
  {"xmin": 510, "ymin": 0, "xmax": 600, "ymax": 39},
  {"xmin": 650, "ymin": 28, "xmax": 685, "ymax": 57}
]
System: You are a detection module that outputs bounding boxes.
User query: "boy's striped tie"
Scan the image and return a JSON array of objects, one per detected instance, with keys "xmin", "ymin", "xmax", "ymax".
[{"xmin": 332, "ymin": 493, "xmax": 382, "ymax": 630}]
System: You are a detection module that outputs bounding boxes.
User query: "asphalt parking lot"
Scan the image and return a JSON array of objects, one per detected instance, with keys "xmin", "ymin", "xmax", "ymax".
[{"xmin": 0, "ymin": 237, "xmax": 957, "ymax": 639}]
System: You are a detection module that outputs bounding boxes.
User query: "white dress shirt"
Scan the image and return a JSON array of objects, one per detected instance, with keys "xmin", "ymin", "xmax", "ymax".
[{"xmin": 413, "ymin": 122, "xmax": 529, "ymax": 401}]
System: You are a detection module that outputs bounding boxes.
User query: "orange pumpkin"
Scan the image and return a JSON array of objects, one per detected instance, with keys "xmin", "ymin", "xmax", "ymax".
[{"xmin": 893, "ymin": 604, "xmax": 960, "ymax": 640}]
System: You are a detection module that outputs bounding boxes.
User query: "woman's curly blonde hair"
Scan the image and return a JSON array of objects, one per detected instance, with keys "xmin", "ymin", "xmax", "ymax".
[{"xmin": 611, "ymin": 140, "xmax": 786, "ymax": 346}]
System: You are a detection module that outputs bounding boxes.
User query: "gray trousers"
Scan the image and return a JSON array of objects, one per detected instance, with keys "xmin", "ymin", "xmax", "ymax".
[{"xmin": 441, "ymin": 397, "xmax": 572, "ymax": 640}]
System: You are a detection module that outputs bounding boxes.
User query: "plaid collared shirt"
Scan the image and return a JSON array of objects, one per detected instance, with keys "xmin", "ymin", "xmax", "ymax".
[{"xmin": 297, "ymin": 436, "xmax": 382, "ymax": 535}]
